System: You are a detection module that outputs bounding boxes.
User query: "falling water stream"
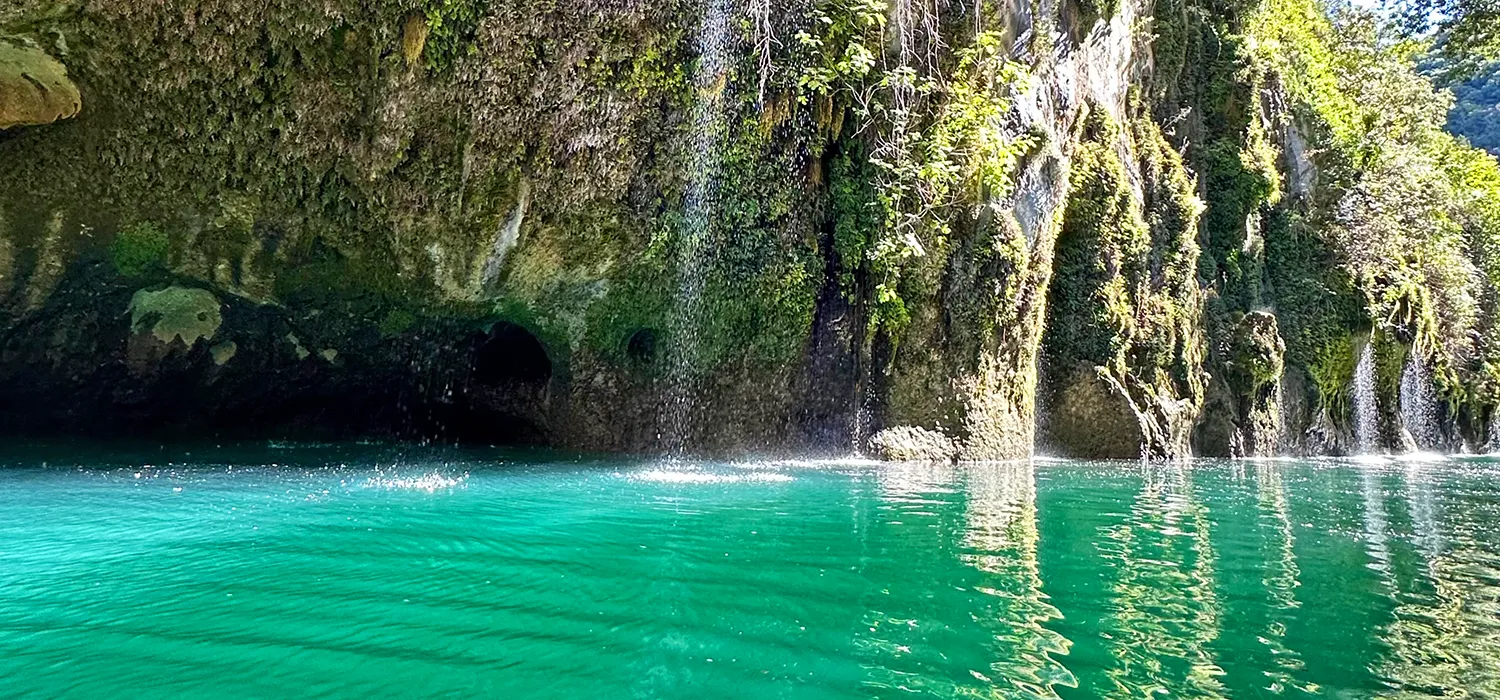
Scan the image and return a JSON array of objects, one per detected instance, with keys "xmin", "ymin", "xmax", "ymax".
[
  {"xmin": 1489, "ymin": 412, "xmax": 1500, "ymax": 453},
  {"xmin": 1400, "ymin": 356, "xmax": 1442, "ymax": 451},
  {"xmin": 1353, "ymin": 342, "xmax": 1379, "ymax": 453},
  {"xmin": 661, "ymin": 0, "xmax": 735, "ymax": 453}
]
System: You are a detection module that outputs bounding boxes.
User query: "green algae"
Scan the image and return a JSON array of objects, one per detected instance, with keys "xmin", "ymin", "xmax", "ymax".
[
  {"xmin": 110, "ymin": 222, "xmax": 169, "ymax": 279},
  {"xmin": 128, "ymin": 286, "xmax": 222, "ymax": 346}
]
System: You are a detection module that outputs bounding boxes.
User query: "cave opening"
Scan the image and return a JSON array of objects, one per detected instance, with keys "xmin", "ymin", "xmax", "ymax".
[
  {"xmin": 419, "ymin": 322, "xmax": 555, "ymax": 445},
  {"xmin": 472, "ymin": 322, "xmax": 553, "ymax": 387}
]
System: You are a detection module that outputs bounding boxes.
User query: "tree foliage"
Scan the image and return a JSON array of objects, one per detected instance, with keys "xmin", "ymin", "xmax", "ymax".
[{"xmin": 1384, "ymin": 0, "xmax": 1500, "ymax": 71}]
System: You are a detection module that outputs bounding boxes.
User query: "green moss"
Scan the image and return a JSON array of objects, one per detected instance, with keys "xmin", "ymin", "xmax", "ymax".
[
  {"xmin": 1264, "ymin": 206, "xmax": 1364, "ymax": 413},
  {"xmin": 128, "ymin": 286, "xmax": 222, "ymax": 346},
  {"xmin": 829, "ymin": 145, "xmax": 880, "ymax": 296},
  {"xmin": 377, "ymin": 308, "xmax": 417, "ymax": 337},
  {"xmin": 1372, "ymin": 327, "xmax": 1409, "ymax": 410},
  {"xmin": 421, "ymin": 0, "xmax": 487, "ymax": 73},
  {"xmin": 1042, "ymin": 109, "xmax": 1207, "ymax": 455},
  {"xmin": 1305, "ymin": 331, "xmax": 1356, "ymax": 418},
  {"xmin": 696, "ymin": 251, "xmax": 820, "ymax": 369},
  {"xmin": 110, "ymin": 222, "xmax": 170, "ymax": 279},
  {"xmin": 1224, "ymin": 311, "xmax": 1285, "ymax": 391},
  {"xmin": 583, "ymin": 254, "xmax": 675, "ymax": 366},
  {"xmin": 1045, "ymin": 110, "xmax": 1152, "ymax": 374},
  {"xmin": 644, "ymin": 100, "xmax": 823, "ymax": 373},
  {"xmin": 1201, "ymin": 135, "xmax": 1276, "ymax": 310}
]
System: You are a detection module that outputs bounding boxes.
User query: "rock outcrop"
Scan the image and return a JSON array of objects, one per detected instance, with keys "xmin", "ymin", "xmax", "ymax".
[{"xmin": 0, "ymin": 36, "xmax": 78, "ymax": 129}]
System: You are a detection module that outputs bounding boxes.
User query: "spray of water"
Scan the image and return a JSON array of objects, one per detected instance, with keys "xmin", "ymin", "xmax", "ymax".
[
  {"xmin": 661, "ymin": 0, "xmax": 735, "ymax": 454},
  {"xmin": 1400, "ymin": 356, "xmax": 1442, "ymax": 451},
  {"xmin": 1488, "ymin": 412, "xmax": 1500, "ymax": 454},
  {"xmin": 1353, "ymin": 342, "xmax": 1379, "ymax": 454}
]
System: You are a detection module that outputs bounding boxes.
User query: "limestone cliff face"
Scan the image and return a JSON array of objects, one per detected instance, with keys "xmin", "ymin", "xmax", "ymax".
[{"xmin": 0, "ymin": 0, "xmax": 1496, "ymax": 457}]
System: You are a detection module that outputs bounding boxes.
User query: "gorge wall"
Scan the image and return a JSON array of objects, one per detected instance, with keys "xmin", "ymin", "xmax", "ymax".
[{"xmin": 2, "ymin": 0, "xmax": 1499, "ymax": 458}]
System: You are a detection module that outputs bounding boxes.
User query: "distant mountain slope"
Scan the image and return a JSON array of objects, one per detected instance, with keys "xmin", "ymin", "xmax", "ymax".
[{"xmin": 1428, "ymin": 58, "xmax": 1500, "ymax": 156}]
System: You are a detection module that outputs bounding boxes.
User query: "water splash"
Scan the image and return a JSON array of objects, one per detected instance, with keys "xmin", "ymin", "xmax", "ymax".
[
  {"xmin": 631, "ymin": 469, "xmax": 794, "ymax": 484},
  {"xmin": 1400, "ymin": 357, "xmax": 1442, "ymax": 451},
  {"xmin": 661, "ymin": 0, "xmax": 735, "ymax": 454},
  {"xmin": 363, "ymin": 471, "xmax": 466, "ymax": 492},
  {"xmin": 1488, "ymin": 412, "xmax": 1500, "ymax": 454},
  {"xmin": 1353, "ymin": 342, "xmax": 1379, "ymax": 454}
]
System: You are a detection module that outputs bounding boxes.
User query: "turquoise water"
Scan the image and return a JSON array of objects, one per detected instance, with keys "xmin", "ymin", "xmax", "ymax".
[{"xmin": 2, "ymin": 446, "xmax": 1498, "ymax": 698}]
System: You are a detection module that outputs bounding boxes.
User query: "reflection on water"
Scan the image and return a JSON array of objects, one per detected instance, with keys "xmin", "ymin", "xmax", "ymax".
[
  {"xmin": 1374, "ymin": 459, "xmax": 1500, "ymax": 698},
  {"xmin": 960, "ymin": 464, "xmax": 1075, "ymax": 697},
  {"xmin": 1094, "ymin": 465, "xmax": 1225, "ymax": 698},
  {"xmin": 1252, "ymin": 464, "xmax": 1315, "ymax": 695},
  {"xmin": 0, "ymin": 447, "xmax": 1498, "ymax": 698}
]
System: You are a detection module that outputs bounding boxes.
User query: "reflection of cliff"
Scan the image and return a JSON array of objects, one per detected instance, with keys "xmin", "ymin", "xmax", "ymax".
[
  {"xmin": 1370, "ymin": 462, "xmax": 1500, "ymax": 697},
  {"xmin": 855, "ymin": 460, "xmax": 980, "ymax": 697},
  {"xmin": 1251, "ymin": 465, "xmax": 1314, "ymax": 694},
  {"xmin": 1094, "ymin": 465, "xmax": 1226, "ymax": 698},
  {"xmin": 853, "ymin": 462, "xmax": 1074, "ymax": 698},
  {"xmin": 959, "ymin": 463, "xmax": 1075, "ymax": 697}
]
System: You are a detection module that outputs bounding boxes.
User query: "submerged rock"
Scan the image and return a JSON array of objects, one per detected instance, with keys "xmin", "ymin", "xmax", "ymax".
[
  {"xmin": 210, "ymin": 341, "xmax": 237, "ymax": 366},
  {"xmin": 0, "ymin": 37, "xmax": 80, "ymax": 129}
]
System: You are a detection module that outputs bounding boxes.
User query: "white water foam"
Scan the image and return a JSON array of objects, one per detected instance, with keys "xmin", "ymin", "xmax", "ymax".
[
  {"xmin": 363, "ymin": 472, "xmax": 467, "ymax": 492},
  {"xmin": 632, "ymin": 469, "xmax": 794, "ymax": 484}
]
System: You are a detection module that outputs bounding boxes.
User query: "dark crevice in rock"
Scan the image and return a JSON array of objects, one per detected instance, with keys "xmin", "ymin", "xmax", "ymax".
[{"xmin": 624, "ymin": 328, "xmax": 657, "ymax": 365}]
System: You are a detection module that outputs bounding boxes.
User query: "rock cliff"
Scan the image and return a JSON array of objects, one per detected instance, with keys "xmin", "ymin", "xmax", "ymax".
[{"xmin": 2, "ymin": 0, "xmax": 1497, "ymax": 457}]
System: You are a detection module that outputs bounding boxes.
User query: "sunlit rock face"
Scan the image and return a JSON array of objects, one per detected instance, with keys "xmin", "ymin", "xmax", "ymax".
[
  {"xmin": 0, "ymin": 37, "xmax": 78, "ymax": 129},
  {"xmin": 0, "ymin": 0, "xmax": 1497, "ymax": 456}
]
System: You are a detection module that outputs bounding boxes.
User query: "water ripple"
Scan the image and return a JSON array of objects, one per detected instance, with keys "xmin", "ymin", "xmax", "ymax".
[{"xmin": 0, "ymin": 449, "xmax": 1497, "ymax": 698}]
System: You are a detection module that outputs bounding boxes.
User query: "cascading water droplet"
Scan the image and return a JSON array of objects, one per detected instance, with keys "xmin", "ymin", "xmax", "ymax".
[
  {"xmin": 661, "ymin": 0, "xmax": 735, "ymax": 454},
  {"xmin": 1399, "ymin": 356, "xmax": 1442, "ymax": 451},
  {"xmin": 1353, "ymin": 342, "xmax": 1379, "ymax": 454}
]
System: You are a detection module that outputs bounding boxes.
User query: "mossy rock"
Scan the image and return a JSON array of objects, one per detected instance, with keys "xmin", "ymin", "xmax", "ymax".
[
  {"xmin": 127, "ymin": 286, "xmax": 222, "ymax": 347},
  {"xmin": 869, "ymin": 425, "xmax": 959, "ymax": 462},
  {"xmin": 110, "ymin": 222, "xmax": 170, "ymax": 278},
  {"xmin": 1225, "ymin": 311, "xmax": 1285, "ymax": 393},
  {"xmin": 0, "ymin": 38, "xmax": 80, "ymax": 129},
  {"xmin": 1044, "ymin": 364, "xmax": 1146, "ymax": 458}
]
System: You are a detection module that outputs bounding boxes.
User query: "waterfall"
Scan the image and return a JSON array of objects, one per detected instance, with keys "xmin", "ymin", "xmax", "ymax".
[
  {"xmin": 661, "ymin": 0, "xmax": 734, "ymax": 453},
  {"xmin": 1399, "ymin": 356, "xmax": 1442, "ymax": 451},
  {"xmin": 1489, "ymin": 411, "xmax": 1500, "ymax": 454},
  {"xmin": 1353, "ymin": 342, "xmax": 1379, "ymax": 454}
]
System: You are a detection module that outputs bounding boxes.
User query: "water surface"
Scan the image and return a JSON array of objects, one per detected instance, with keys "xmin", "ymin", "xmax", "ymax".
[{"xmin": 2, "ymin": 445, "xmax": 1498, "ymax": 698}]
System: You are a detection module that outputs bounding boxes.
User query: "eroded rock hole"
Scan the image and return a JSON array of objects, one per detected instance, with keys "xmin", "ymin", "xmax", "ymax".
[
  {"xmin": 626, "ymin": 328, "xmax": 658, "ymax": 365},
  {"xmin": 425, "ymin": 322, "xmax": 554, "ymax": 444},
  {"xmin": 472, "ymin": 322, "xmax": 552, "ymax": 386}
]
